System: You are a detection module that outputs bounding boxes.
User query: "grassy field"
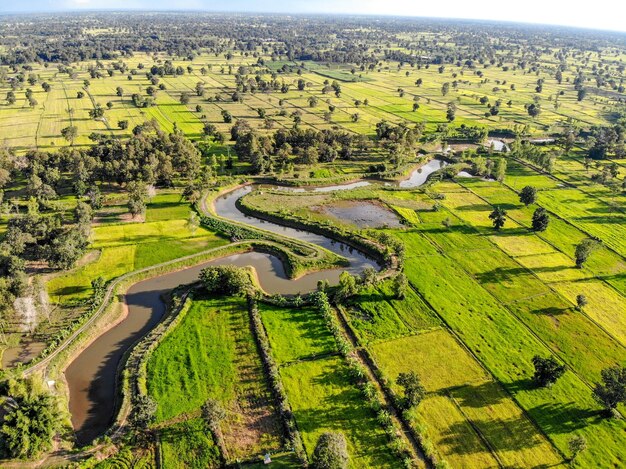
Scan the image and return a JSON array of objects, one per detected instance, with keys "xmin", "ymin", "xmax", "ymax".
[
  {"xmin": 258, "ymin": 302, "xmax": 400, "ymax": 467},
  {"xmin": 280, "ymin": 357, "xmax": 398, "ymax": 468},
  {"xmin": 371, "ymin": 330, "xmax": 562, "ymax": 467},
  {"xmin": 147, "ymin": 294, "xmax": 282, "ymax": 460},
  {"xmin": 159, "ymin": 418, "xmax": 222, "ymax": 469},
  {"xmin": 47, "ymin": 192, "xmax": 227, "ymax": 305},
  {"xmin": 258, "ymin": 303, "xmax": 336, "ymax": 364},
  {"xmin": 345, "ymin": 279, "xmax": 439, "ymax": 344},
  {"xmin": 1, "ymin": 47, "xmax": 620, "ymax": 156}
]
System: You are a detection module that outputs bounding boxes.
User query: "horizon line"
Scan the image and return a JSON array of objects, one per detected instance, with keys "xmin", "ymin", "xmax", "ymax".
[{"xmin": 0, "ymin": 9, "xmax": 626, "ymax": 35}]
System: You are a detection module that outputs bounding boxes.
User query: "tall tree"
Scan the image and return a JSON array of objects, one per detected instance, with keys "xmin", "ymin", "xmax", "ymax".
[
  {"xmin": 574, "ymin": 238, "xmax": 599, "ymax": 268},
  {"xmin": 489, "ymin": 206, "xmax": 507, "ymax": 230},
  {"xmin": 531, "ymin": 207, "xmax": 550, "ymax": 232},
  {"xmin": 519, "ymin": 185, "xmax": 537, "ymax": 206},
  {"xmin": 532, "ymin": 355, "xmax": 566, "ymax": 387},
  {"xmin": 397, "ymin": 371, "xmax": 426, "ymax": 409},
  {"xmin": 593, "ymin": 365, "xmax": 626, "ymax": 414}
]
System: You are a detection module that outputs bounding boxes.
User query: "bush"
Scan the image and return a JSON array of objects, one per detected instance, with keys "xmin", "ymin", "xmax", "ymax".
[
  {"xmin": 200, "ymin": 265, "xmax": 251, "ymax": 296},
  {"xmin": 312, "ymin": 432, "xmax": 349, "ymax": 469}
]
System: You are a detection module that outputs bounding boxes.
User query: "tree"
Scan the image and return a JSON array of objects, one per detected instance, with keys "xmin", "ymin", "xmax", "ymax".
[
  {"xmin": 574, "ymin": 238, "xmax": 599, "ymax": 268},
  {"xmin": 0, "ymin": 382, "xmax": 60, "ymax": 459},
  {"xmin": 200, "ymin": 265, "xmax": 250, "ymax": 296},
  {"xmin": 60, "ymin": 125, "xmax": 78, "ymax": 145},
  {"xmin": 180, "ymin": 92, "xmax": 190, "ymax": 105},
  {"xmin": 127, "ymin": 181, "xmax": 148, "ymax": 218},
  {"xmin": 129, "ymin": 395, "xmax": 157, "ymax": 430},
  {"xmin": 312, "ymin": 432, "xmax": 349, "ymax": 469},
  {"xmin": 441, "ymin": 82, "xmax": 450, "ymax": 96},
  {"xmin": 532, "ymin": 355, "xmax": 566, "ymax": 387},
  {"xmin": 577, "ymin": 88, "xmax": 587, "ymax": 102},
  {"xmin": 87, "ymin": 185, "xmax": 103, "ymax": 210},
  {"xmin": 527, "ymin": 103, "xmax": 541, "ymax": 118},
  {"xmin": 494, "ymin": 158, "xmax": 507, "ymax": 182},
  {"xmin": 519, "ymin": 185, "xmax": 537, "ymax": 206},
  {"xmin": 6, "ymin": 91, "xmax": 16, "ymax": 105},
  {"xmin": 89, "ymin": 106, "xmax": 104, "ymax": 119},
  {"xmin": 531, "ymin": 207, "xmax": 550, "ymax": 232},
  {"xmin": 593, "ymin": 365, "xmax": 626, "ymax": 414},
  {"xmin": 393, "ymin": 272, "xmax": 408, "ymax": 299},
  {"xmin": 489, "ymin": 206, "xmax": 507, "ymax": 230},
  {"xmin": 397, "ymin": 371, "xmax": 426, "ymax": 409},
  {"xmin": 118, "ymin": 120, "xmax": 128, "ymax": 130},
  {"xmin": 446, "ymin": 102, "xmax": 456, "ymax": 122},
  {"xmin": 221, "ymin": 109, "xmax": 232, "ymax": 123},
  {"xmin": 336, "ymin": 271, "xmax": 358, "ymax": 300},
  {"xmin": 44, "ymin": 228, "xmax": 89, "ymax": 270},
  {"xmin": 576, "ymin": 294, "xmax": 588, "ymax": 311},
  {"xmin": 568, "ymin": 435, "xmax": 587, "ymax": 461}
]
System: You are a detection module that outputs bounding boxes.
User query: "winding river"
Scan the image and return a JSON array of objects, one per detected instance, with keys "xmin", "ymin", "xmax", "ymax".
[{"xmin": 64, "ymin": 159, "xmax": 446, "ymax": 445}]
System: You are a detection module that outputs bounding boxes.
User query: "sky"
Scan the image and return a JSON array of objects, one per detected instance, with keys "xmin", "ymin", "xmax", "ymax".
[{"xmin": 1, "ymin": 0, "xmax": 626, "ymax": 33}]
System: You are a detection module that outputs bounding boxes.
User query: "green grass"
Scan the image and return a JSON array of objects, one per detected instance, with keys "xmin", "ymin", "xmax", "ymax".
[
  {"xmin": 147, "ymin": 295, "xmax": 242, "ymax": 421},
  {"xmin": 280, "ymin": 356, "xmax": 399, "ymax": 468},
  {"xmin": 258, "ymin": 303, "xmax": 336, "ymax": 364},
  {"xmin": 46, "ymin": 193, "xmax": 227, "ymax": 304},
  {"xmin": 147, "ymin": 294, "xmax": 281, "ymax": 459},
  {"xmin": 346, "ymin": 279, "xmax": 439, "ymax": 343},
  {"xmin": 160, "ymin": 418, "xmax": 221, "ymax": 469},
  {"xmin": 403, "ymin": 248, "xmax": 626, "ymax": 466}
]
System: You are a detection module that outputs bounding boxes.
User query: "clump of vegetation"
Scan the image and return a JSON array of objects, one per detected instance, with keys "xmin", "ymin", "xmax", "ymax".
[
  {"xmin": 396, "ymin": 371, "xmax": 426, "ymax": 409},
  {"xmin": 0, "ymin": 379, "xmax": 61, "ymax": 460},
  {"xmin": 531, "ymin": 207, "xmax": 550, "ymax": 232},
  {"xmin": 489, "ymin": 206, "xmax": 507, "ymax": 231},
  {"xmin": 532, "ymin": 355, "xmax": 566, "ymax": 387},
  {"xmin": 200, "ymin": 265, "xmax": 252, "ymax": 296},
  {"xmin": 575, "ymin": 238, "xmax": 600, "ymax": 268},
  {"xmin": 312, "ymin": 432, "xmax": 349, "ymax": 469},
  {"xmin": 593, "ymin": 365, "xmax": 626, "ymax": 415}
]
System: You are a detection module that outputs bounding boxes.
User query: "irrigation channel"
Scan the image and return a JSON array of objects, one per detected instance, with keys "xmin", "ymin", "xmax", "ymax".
[{"xmin": 61, "ymin": 158, "xmax": 448, "ymax": 444}]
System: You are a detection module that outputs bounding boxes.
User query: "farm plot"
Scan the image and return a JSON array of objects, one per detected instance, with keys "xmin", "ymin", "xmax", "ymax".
[
  {"xmin": 47, "ymin": 192, "xmax": 226, "ymax": 304},
  {"xmin": 370, "ymin": 330, "xmax": 561, "ymax": 467},
  {"xmin": 280, "ymin": 357, "xmax": 398, "ymax": 468},
  {"xmin": 147, "ymin": 294, "xmax": 282, "ymax": 460},
  {"xmin": 258, "ymin": 302, "xmax": 399, "ymax": 467}
]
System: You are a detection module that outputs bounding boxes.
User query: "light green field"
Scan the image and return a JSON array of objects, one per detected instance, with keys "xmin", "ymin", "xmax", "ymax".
[
  {"xmin": 370, "ymin": 330, "xmax": 562, "ymax": 467},
  {"xmin": 47, "ymin": 192, "xmax": 226, "ymax": 304},
  {"xmin": 281, "ymin": 357, "xmax": 398, "ymax": 468}
]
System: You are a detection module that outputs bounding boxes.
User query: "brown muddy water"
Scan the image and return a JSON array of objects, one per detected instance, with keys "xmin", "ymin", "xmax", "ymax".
[{"xmin": 68, "ymin": 186, "xmax": 381, "ymax": 445}]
